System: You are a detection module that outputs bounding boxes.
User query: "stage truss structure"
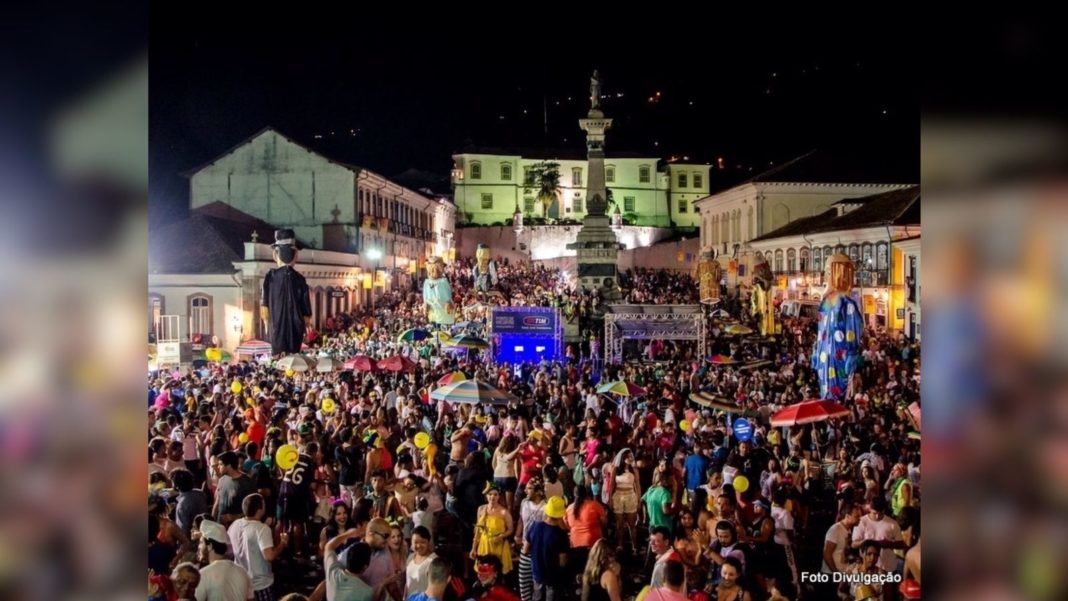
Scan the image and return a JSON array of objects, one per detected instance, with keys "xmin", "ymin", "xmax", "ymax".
[{"xmin": 603, "ymin": 305, "xmax": 707, "ymax": 365}]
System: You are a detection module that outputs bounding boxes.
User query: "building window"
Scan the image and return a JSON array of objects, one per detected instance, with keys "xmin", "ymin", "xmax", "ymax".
[
  {"xmin": 524, "ymin": 197, "xmax": 535, "ymax": 213},
  {"xmin": 787, "ymin": 248, "xmax": 797, "ymax": 273},
  {"xmin": 189, "ymin": 295, "xmax": 212, "ymax": 337},
  {"xmin": 149, "ymin": 294, "xmax": 164, "ymax": 341},
  {"xmin": 694, "ymin": 173, "xmax": 703, "ymax": 188},
  {"xmin": 907, "ymin": 255, "xmax": 917, "ymax": 303},
  {"xmin": 572, "ymin": 167, "xmax": 582, "ymax": 186},
  {"xmin": 800, "ymin": 247, "xmax": 810, "ymax": 272},
  {"xmin": 824, "ymin": 246, "xmax": 834, "ymax": 264},
  {"xmin": 835, "ymin": 244, "xmax": 846, "ymax": 256},
  {"xmin": 755, "ymin": 251, "xmax": 764, "ymax": 263},
  {"xmin": 639, "ymin": 165, "xmax": 651, "ymax": 183},
  {"xmin": 876, "ymin": 242, "xmax": 889, "ymax": 271},
  {"xmin": 606, "ymin": 166, "xmax": 615, "ymax": 183},
  {"xmin": 574, "ymin": 195, "xmax": 583, "ymax": 212},
  {"xmin": 678, "ymin": 173, "xmax": 688, "ymax": 188},
  {"xmin": 774, "ymin": 249, "xmax": 784, "ymax": 273},
  {"xmin": 862, "ymin": 243, "xmax": 874, "ymax": 269},
  {"xmin": 848, "ymin": 244, "xmax": 860, "ymax": 264},
  {"xmin": 471, "ymin": 162, "xmax": 481, "ymax": 180},
  {"xmin": 501, "ymin": 163, "xmax": 512, "ymax": 181},
  {"xmin": 813, "ymin": 247, "xmax": 823, "ymax": 273},
  {"xmin": 624, "ymin": 196, "xmax": 635, "ymax": 212},
  {"xmin": 678, "ymin": 199, "xmax": 688, "ymax": 213},
  {"xmin": 523, "ymin": 167, "xmax": 533, "ymax": 186},
  {"xmin": 481, "ymin": 193, "xmax": 493, "ymax": 209}
]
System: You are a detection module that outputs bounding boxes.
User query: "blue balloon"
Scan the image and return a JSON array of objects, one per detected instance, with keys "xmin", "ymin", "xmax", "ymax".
[{"xmin": 732, "ymin": 417, "xmax": 753, "ymax": 442}]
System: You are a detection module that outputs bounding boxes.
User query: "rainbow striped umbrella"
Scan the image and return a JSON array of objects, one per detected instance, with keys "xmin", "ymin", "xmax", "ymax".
[
  {"xmin": 437, "ymin": 371, "xmax": 468, "ymax": 387},
  {"xmin": 596, "ymin": 381, "xmax": 647, "ymax": 397},
  {"xmin": 429, "ymin": 379, "xmax": 518, "ymax": 405},
  {"xmin": 397, "ymin": 328, "xmax": 430, "ymax": 342},
  {"xmin": 449, "ymin": 335, "xmax": 489, "ymax": 350},
  {"xmin": 723, "ymin": 324, "xmax": 754, "ymax": 335}
]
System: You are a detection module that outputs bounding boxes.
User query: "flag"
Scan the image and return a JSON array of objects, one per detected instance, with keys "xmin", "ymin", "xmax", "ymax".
[{"xmin": 362, "ymin": 273, "xmax": 372, "ymax": 289}]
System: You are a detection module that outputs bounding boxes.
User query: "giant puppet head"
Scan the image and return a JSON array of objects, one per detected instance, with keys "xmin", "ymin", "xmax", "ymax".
[
  {"xmin": 476, "ymin": 243, "xmax": 491, "ymax": 269},
  {"xmin": 272, "ymin": 228, "xmax": 299, "ymax": 266},
  {"xmin": 426, "ymin": 255, "xmax": 445, "ymax": 279},
  {"xmin": 826, "ymin": 253, "xmax": 855, "ymax": 294},
  {"xmin": 752, "ymin": 258, "xmax": 773, "ymax": 291}
]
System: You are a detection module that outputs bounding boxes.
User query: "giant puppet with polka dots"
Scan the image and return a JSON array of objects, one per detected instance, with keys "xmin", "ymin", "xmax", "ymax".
[{"xmin": 812, "ymin": 253, "xmax": 865, "ymax": 399}]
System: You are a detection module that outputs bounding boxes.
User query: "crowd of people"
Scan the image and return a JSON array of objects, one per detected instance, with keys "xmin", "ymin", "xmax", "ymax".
[{"xmin": 148, "ymin": 259, "xmax": 921, "ymax": 601}]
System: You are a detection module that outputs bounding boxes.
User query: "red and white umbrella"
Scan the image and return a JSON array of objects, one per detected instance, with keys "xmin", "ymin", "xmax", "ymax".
[{"xmin": 770, "ymin": 399, "xmax": 851, "ymax": 427}]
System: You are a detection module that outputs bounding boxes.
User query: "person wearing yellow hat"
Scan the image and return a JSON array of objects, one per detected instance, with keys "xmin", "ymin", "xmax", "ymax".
[{"xmin": 523, "ymin": 496, "xmax": 569, "ymax": 601}]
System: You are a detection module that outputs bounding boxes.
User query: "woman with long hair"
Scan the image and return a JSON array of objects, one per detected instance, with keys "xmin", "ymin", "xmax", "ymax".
[
  {"xmin": 387, "ymin": 522, "xmax": 409, "ymax": 574},
  {"xmin": 470, "ymin": 482, "xmax": 514, "ymax": 573},
  {"xmin": 566, "ymin": 479, "xmax": 607, "ymax": 582},
  {"xmin": 715, "ymin": 556, "xmax": 753, "ymax": 601},
  {"xmin": 492, "ymin": 434, "xmax": 522, "ymax": 511},
  {"xmin": 318, "ymin": 501, "xmax": 352, "ymax": 556},
  {"xmin": 609, "ymin": 448, "xmax": 642, "ymax": 555},
  {"xmin": 581, "ymin": 540, "xmax": 622, "ymax": 601}
]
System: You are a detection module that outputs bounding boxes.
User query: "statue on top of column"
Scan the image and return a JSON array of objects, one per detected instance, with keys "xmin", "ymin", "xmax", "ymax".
[{"xmin": 590, "ymin": 70, "xmax": 603, "ymax": 111}]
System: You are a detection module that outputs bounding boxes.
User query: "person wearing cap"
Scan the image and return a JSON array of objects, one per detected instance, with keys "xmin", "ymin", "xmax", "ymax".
[
  {"xmin": 524, "ymin": 496, "xmax": 569, "ymax": 601},
  {"xmin": 260, "ymin": 228, "xmax": 312, "ymax": 355},
  {"xmin": 196, "ymin": 519, "xmax": 252, "ymax": 601}
]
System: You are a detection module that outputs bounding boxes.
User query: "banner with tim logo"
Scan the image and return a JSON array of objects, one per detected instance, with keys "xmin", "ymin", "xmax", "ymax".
[{"xmin": 491, "ymin": 308, "xmax": 558, "ymax": 334}]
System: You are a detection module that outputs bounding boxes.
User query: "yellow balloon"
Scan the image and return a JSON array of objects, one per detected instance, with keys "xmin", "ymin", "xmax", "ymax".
[
  {"xmin": 276, "ymin": 444, "xmax": 299, "ymax": 471},
  {"xmin": 206, "ymin": 348, "xmax": 221, "ymax": 361},
  {"xmin": 414, "ymin": 432, "xmax": 430, "ymax": 450},
  {"xmin": 733, "ymin": 475, "xmax": 750, "ymax": 493},
  {"xmin": 285, "ymin": 368, "xmax": 295, "ymax": 378},
  {"xmin": 246, "ymin": 397, "xmax": 256, "ymax": 408},
  {"xmin": 231, "ymin": 381, "xmax": 243, "ymax": 394},
  {"xmin": 321, "ymin": 398, "xmax": 336, "ymax": 414},
  {"xmin": 680, "ymin": 420, "xmax": 691, "ymax": 432},
  {"xmin": 238, "ymin": 432, "xmax": 249, "ymax": 444}
]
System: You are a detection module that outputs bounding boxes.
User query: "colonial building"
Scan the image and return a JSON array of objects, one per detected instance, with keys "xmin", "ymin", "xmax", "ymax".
[
  {"xmin": 150, "ymin": 126, "xmax": 455, "ymax": 350},
  {"xmin": 745, "ymin": 186, "xmax": 920, "ymax": 332},
  {"xmin": 895, "ymin": 235, "xmax": 921, "ymax": 341},
  {"xmin": 187, "ymin": 127, "xmax": 453, "ymax": 276},
  {"xmin": 694, "ymin": 150, "xmax": 913, "ymax": 289},
  {"xmin": 451, "ymin": 148, "xmax": 710, "ymax": 229}
]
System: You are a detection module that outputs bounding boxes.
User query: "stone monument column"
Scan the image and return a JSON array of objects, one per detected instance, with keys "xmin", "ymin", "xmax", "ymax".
[{"xmin": 569, "ymin": 70, "xmax": 622, "ymax": 293}]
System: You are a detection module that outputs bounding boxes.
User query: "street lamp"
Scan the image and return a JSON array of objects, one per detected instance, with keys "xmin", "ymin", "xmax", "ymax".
[{"xmin": 367, "ymin": 247, "xmax": 383, "ymax": 310}]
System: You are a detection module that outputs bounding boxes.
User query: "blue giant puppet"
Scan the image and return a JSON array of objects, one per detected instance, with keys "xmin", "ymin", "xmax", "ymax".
[{"xmin": 812, "ymin": 253, "xmax": 864, "ymax": 399}]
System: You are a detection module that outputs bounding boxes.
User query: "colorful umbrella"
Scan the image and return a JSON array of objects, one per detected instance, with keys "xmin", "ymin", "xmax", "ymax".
[
  {"xmin": 707, "ymin": 354, "xmax": 737, "ymax": 365},
  {"xmin": 429, "ymin": 379, "xmax": 518, "ymax": 405},
  {"xmin": 343, "ymin": 356, "xmax": 377, "ymax": 372},
  {"xmin": 770, "ymin": 399, "xmax": 852, "ymax": 427},
  {"xmin": 596, "ymin": 381, "xmax": 647, "ymax": 397},
  {"xmin": 315, "ymin": 356, "xmax": 339, "ymax": 372},
  {"xmin": 235, "ymin": 339, "xmax": 272, "ymax": 355},
  {"xmin": 397, "ymin": 328, "xmax": 430, "ymax": 342},
  {"xmin": 449, "ymin": 335, "xmax": 489, "ymax": 350},
  {"xmin": 688, "ymin": 391, "xmax": 745, "ymax": 413},
  {"xmin": 378, "ymin": 355, "xmax": 417, "ymax": 372},
  {"xmin": 275, "ymin": 354, "xmax": 317, "ymax": 372},
  {"xmin": 437, "ymin": 371, "xmax": 468, "ymax": 387}
]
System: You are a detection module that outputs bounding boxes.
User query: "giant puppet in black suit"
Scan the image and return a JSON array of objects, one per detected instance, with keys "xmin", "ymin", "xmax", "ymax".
[{"xmin": 260, "ymin": 229, "xmax": 312, "ymax": 355}]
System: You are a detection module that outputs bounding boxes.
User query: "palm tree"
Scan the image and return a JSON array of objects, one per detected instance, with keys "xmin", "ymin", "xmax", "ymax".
[{"xmin": 526, "ymin": 161, "xmax": 561, "ymax": 219}]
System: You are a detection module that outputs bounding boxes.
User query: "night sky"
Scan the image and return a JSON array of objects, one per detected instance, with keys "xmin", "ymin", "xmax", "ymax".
[{"xmin": 150, "ymin": 10, "xmax": 916, "ymax": 229}]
